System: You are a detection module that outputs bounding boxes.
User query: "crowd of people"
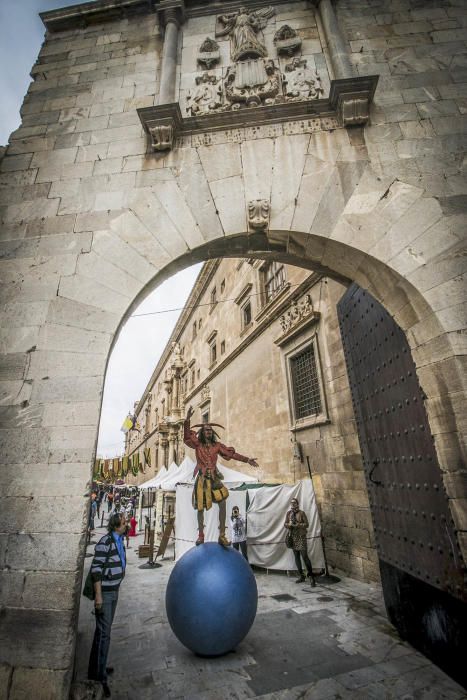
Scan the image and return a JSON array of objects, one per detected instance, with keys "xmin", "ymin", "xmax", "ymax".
[{"xmin": 87, "ymin": 486, "xmax": 138, "ymax": 542}]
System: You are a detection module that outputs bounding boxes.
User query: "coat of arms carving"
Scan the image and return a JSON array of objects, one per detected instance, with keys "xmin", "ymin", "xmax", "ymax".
[
  {"xmin": 225, "ymin": 59, "xmax": 281, "ymax": 109},
  {"xmin": 197, "ymin": 37, "xmax": 221, "ymax": 69},
  {"xmin": 274, "ymin": 25, "xmax": 302, "ymax": 56}
]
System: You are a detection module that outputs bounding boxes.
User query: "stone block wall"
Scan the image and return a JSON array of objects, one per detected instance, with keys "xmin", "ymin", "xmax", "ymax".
[
  {"xmin": 336, "ymin": 0, "xmax": 467, "ymax": 538},
  {"xmin": 0, "ymin": 0, "xmax": 465, "ymax": 694}
]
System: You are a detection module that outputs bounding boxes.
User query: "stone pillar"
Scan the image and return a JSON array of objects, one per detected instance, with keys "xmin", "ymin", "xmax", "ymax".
[
  {"xmin": 157, "ymin": 1, "xmax": 185, "ymax": 105},
  {"xmin": 172, "ymin": 372, "xmax": 180, "ymax": 414},
  {"xmin": 164, "ymin": 373, "xmax": 173, "ymax": 416},
  {"xmin": 160, "ymin": 436, "xmax": 169, "ymax": 468},
  {"xmin": 168, "ymin": 430, "xmax": 177, "ymax": 465},
  {"xmin": 317, "ymin": 0, "xmax": 354, "ymax": 80}
]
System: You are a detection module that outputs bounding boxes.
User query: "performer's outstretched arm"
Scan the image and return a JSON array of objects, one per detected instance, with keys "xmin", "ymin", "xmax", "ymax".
[{"xmin": 219, "ymin": 443, "xmax": 259, "ymax": 468}]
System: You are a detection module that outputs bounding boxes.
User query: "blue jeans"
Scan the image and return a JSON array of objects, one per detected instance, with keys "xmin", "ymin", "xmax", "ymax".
[{"xmin": 88, "ymin": 589, "xmax": 119, "ymax": 683}]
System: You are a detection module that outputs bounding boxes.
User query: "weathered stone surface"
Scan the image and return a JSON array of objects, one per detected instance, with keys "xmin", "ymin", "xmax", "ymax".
[
  {"xmin": 0, "ymin": 665, "xmax": 12, "ymax": 700},
  {"xmin": 9, "ymin": 668, "xmax": 70, "ymax": 700},
  {"xmin": 0, "ymin": 608, "xmax": 75, "ymax": 668},
  {"xmin": 5, "ymin": 532, "xmax": 85, "ymax": 572}
]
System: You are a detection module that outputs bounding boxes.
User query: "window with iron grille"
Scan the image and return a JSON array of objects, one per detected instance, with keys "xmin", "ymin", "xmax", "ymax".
[
  {"xmin": 264, "ymin": 261, "xmax": 286, "ymax": 302},
  {"xmin": 290, "ymin": 345, "xmax": 322, "ymax": 419}
]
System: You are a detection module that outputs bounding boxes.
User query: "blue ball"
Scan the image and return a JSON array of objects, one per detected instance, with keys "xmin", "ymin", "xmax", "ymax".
[{"xmin": 166, "ymin": 543, "xmax": 258, "ymax": 656}]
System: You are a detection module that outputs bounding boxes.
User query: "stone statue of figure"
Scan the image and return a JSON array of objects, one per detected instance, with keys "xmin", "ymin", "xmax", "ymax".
[{"xmin": 216, "ymin": 5, "xmax": 275, "ymax": 62}]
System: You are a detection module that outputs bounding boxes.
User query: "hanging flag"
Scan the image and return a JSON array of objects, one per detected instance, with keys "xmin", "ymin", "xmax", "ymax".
[
  {"xmin": 122, "ymin": 455, "xmax": 129, "ymax": 476},
  {"xmin": 121, "ymin": 414, "xmax": 133, "ymax": 433},
  {"xmin": 93, "ymin": 459, "xmax": 102, "ymax": 479},
  {"xmin": 121, "ymin": 414, "xmax": 142, "ymax": 433}
]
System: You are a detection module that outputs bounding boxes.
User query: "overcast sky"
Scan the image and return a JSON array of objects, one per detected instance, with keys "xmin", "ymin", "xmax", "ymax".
[
  {"xmin": 0, "ymin": 0, "xmax": 202, "ymax": 458},
  {"xmin": 98, "ymin": 265, "xmax": 202, "ymax": 457}
]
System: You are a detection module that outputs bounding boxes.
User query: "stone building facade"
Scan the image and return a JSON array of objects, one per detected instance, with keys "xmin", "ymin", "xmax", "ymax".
[
  {"xmin": 124, "ymin": 259, "xmax": 375, "ymax": 581},
  {"xmin": 0, "ymin": 0, "xmax": 465, "ymax": 696}
]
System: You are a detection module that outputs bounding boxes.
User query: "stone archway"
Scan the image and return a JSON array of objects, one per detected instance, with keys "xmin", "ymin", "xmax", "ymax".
[{"xmin": 1, "ymin": 130, "xmax": 465, "ymax": 695}]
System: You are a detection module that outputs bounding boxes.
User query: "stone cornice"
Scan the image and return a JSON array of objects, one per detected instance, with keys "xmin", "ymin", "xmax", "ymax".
[
  {"xmin": 40, "ymin": 0, "xmax": 304, "ymax": 32},
  {"xmin": 40, "ymin": 0, "xmax": 154, "ymax": 32},
  {"xmin": 137, "ymin": 75, "xmax": 379, "ymax": 148}
]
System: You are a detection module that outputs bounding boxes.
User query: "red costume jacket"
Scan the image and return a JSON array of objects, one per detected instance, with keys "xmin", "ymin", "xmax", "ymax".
[{"xmin": 184, "ymin": 419, "xmax": 250, "ymax": 478}]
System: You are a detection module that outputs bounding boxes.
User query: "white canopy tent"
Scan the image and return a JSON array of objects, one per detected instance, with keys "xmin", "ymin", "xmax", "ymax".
[
  {"xmin": 155, "ymin": 455, "xmax": 195, "ymax": 491},
  {"xmin": 138, "ymin": 460, "xmax": 179, "ymax": 490},
  {"xmin": 246, "ymin": 479, "xmax": 325, "ymax": 571}
]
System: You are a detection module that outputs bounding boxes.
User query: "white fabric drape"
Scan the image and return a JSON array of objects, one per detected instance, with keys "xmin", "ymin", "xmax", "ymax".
[{"xmin": 246, "ymin": 479, "xmax": 325, "ymax": 570}]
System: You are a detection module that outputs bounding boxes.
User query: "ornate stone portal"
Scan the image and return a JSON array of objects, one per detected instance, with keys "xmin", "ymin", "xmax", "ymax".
[{"xmin": 139, "ymin": 0, "xmax": 379, "ymax": 149}]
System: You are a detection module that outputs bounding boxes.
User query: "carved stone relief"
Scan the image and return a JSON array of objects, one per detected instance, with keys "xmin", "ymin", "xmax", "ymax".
[
  {"xmin": 149, "ymin": 124, "xmax": 174, "ymax": 151},
  {"xmin": 248, "ymin": 199, "xmax": 270, "ymax": 231},
  {"xmin": 279, "ymin": 294, "xmax": 314, "ymax": 334},
  {"xmin": 216, "ymin": 6, "xmax": 275, "ymax": 62},
  {"xmin": 274, "ymin": 25, "xmax": 302, "ymax": 56},
  {"xmin": 225, "ymin": 59, "xmax": 281, "ymax": 109},
  {"xmin": 200, "ymin": 384, "xmax": 211, "ymax": 402},
  {"xmin": 284, "ymin": 58, "xmax": 323, "ymax": 100},
  {"xmin": 186, "ymin": 73, "xmax": 223, "ymax": 116},
  {"xmin": 197, "ymin": 37, "xmax": 221, "ymax": 69},
  {"xmin": 180, "ymin": 2, "xmax": 330, "ymax": 121}
]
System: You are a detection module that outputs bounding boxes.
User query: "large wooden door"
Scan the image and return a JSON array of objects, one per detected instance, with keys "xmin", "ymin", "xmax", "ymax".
[{"xmin": 337, "ymin": 283, "xmax": 466, "ymax": 687}]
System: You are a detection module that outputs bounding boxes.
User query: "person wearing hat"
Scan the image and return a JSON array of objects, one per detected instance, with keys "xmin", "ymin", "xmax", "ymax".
[{"xmin": 184, "ymin": 405, "xmax": 258, "ymax": 547}]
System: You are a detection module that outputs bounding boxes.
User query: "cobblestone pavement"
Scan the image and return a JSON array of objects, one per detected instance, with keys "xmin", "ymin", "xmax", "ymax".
[{"xmin": 75, "ymin": 523, "xmax": 467, "ymax": 699}]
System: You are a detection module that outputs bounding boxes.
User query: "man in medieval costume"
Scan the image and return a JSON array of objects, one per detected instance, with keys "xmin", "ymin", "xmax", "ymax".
[{"xmin": 184, "ymin": 405, "xmax": 258, "ymax": 547}]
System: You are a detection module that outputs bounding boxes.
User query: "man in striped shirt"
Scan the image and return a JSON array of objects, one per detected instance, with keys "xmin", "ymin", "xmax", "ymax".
[{"xmin": 88, "ymin": 512, "xmax": 127, "ymax": 697}]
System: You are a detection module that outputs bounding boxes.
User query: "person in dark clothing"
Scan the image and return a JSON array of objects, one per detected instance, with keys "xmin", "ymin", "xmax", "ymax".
[
  {"xmin": 284, "ymin": 498, "xmax": 316, "ymax": 586},
  {"xmin": 88, "ymin": 512, "xmax": 127, "ymax": 697},
  {"xmin": 96, "ymin": 488, "xmax": 104, "ymax": 518}
]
